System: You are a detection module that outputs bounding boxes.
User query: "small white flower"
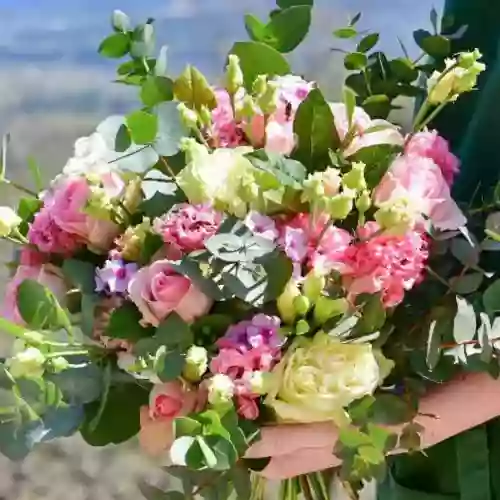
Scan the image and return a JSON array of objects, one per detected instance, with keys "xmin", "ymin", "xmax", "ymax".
[
  {"xmin": 8, "ymin": 347, "xmax": 46, "ymax": 379},
  {"xmin": 207, "ymin": 374, "xmax": 235, "ymax": 406},
  {"xmin": 183, "ymin": 346, "xmax": 208, "ymax": 383},
  {"xmin": 0, "ymin": 207, "xmax": 21, "ymax": 237}
]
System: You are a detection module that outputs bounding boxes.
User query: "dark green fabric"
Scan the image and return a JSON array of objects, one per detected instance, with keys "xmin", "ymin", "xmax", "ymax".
[{"xmin": 378, "ymin": 1, "xmax": 500, "ymax": 499}]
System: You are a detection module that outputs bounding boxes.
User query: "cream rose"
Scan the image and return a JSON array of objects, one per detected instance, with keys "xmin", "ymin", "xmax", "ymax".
[{"xmin": 265, "ymin": 333, "xmax": 393, "ymax": 426}]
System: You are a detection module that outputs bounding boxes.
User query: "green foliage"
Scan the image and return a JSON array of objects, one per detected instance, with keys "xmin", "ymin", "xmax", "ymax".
[
  {"xmin": 483, "ymin": 280, "xmax": 500, "ymax": 313},
  {"xmin": 99, "ymin": 33, "xmax": 130, "ymax": 58},
  {"xmin": 140, "ymin": 190, "xmax": 186, "ymax": 219},
  {"xmin": 105, "ymin": 302, "xmax": 155, "ymax": 341},
  {"xmin": 293, "ymin": 88, "xmax": 339, "ymax": 171},
  {"xmin": 126, "ymin": 110, "xmax": 158, "ymax": 144},
  {"xmin": 140, "ymin": 76, "xmax": 174, "ymax": 106},
  {"xmin": 17, "ymin": 197, "xmax": 43, "ymax": 236},
  {"xmin": 154, "ymin": 102, "xmax": 189, "ymax": 156},
  {"xmin": 16, "ymin": 280, "xmax": 70, "ymax": 331},
  {"xmin": 63, "ymin": 259, "xmax": 97, "ymax": 295},
  {"xmin": 173, "ymin": 65, "xmax": 217, "ymax": 111},
  {"xmin": 228, "ymin": 42, "xmax": 290, "ymax": 89}
]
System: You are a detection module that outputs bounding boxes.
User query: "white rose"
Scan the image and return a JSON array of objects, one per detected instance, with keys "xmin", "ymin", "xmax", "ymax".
[
  {"xmin": 207, "ymin": 374, "xmax": 235, "ymax": 406},
  {"xmin": 8, "ymin": 347, "xmax": 46, "ymax": 379},
  {"xmin": 265, "ymin": 333, "xmax": 393, "ymax": 426}
]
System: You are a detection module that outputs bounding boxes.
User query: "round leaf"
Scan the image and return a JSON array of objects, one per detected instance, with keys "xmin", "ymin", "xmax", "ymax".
[
  {"xmin": 126, "ymin": 110, "xmax": 158, "ymax": 145},
  {"xmin": 453, "ymin": 297, "xmax": 477, "ymax": 343},
  {"xmin": 344, "ymin": 52, "xmax": 368, "ymax": 71},
  {"xmin": 483, "ymin": 280, "xmax": 500, "ymax": 313},
  {"xmin": 266, "ymin": 6, "xmax": 312, "ymax": 53},
  {"xmin": 140, "ymin": 76, "xmax": 174, "ymax": 107},
  {"xmin": 357, "ymin": 33, "xmax": 379, "ymax": 53},
  {"xmin": 228, "ymin": 42, "xmax": 290, "ymax": 89},
  {"xmin": 333, "ymin": 27, "xmax": 357, "ymax": 39},
  {"xmin": 98, "ymin": 33, "xmax": 130, "ymax": 58}
]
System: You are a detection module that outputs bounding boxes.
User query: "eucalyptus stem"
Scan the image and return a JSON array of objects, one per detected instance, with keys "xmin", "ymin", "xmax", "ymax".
[
  {"xmin": 2, "ymin": 179, "xmax": 37, "ymax": 197},
  {"xmin": 417, "ymin": 100, "xmax": 448, "ymax": 132},
  {"xmin": 0, "ymin": 317, "xmax": 32, "ymax": 340}
]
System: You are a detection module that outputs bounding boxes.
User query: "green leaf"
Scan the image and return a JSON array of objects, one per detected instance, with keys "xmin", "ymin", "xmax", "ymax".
[
  {"xmin": 115, "ymin": 124, "xmax": 132, "ymax": 153},
  {"xmin": 49, "ymin": 364, "xmax": 102, "ymax": 405},
  {"xmin": 126, "ymin": 110, "xmax": 158, "ymax": 145},
  {"xmin": 483, "ymin": 280, "xmax": 500, "ymax": 314},
  {"xmin": 244, "ymin": 14, "xmax": 268, "ymax": 42},
  {"xmin": 265, "ymin": 6, "xmax": 312, "ymax": 53},
  {"xmin": 277, "ymin": 0, "xmax": 313, "ymax": 7},
  {"xmin": 98, "ymin": 33, "xmax": 130, "ymax": 58},
  {"xmin": 333, "ymin": 27, "xmax": 357, "ymax": 39},
  {"xmin": 358, "ymin": 445, "xmax": 384, "ymax": 465},
  {"xmin": 80, "ymin": 381, "xmax": 149, "ymax": 446},
  {"xmin": 350, "ymin": 144, "xmax": 401, "ymax": 188},
  {"xmin": 339, "ymin": 427, "xmax": 372, "ymax": 448},
  {"xmin": 154, "ymin": 348, "xmax": 185, "ymax": 382},
  {"xmin": 357, "ymin": 295, "xmax": 386, "ymax": 334},
  {"xmin": 399, "ymin": 422, "xmax": 423, "ymax": 452},
  {"xmin": 154, "ymin": 102, "xmax": 189, "ymax": 156},
  {"xmin": 81, "ymin": 294, "xmax": 99, "ymax": 337},
  {"xmin": 453, "ymin": 297, "xmax": 477, "ymax": 343},
  {"xmin": 450, "ymin": 273, "xmax": 484, "ymax": 295},
  {"xmin": 371, "ymin": 394, "xmax": 415, "ymax": 425},
  {"xmin": 140, "ymin": 190, "xmax": 186, "ymax": 218},
  {"xmin": 17, "ymin": 197, "xmax": 43, "ymax": 236},
  {"xmin": 228, "ymin": 41, "xmax": 290, "ymax": 90},
  {"xmin": 414, "ymin": 30, "xmax": 450, "ymax": 58},
  {"xmin": 389, "ymin": 58, "xmax": 419, "ymax": 83},
  {"xmin": 344, "ymin": 52, "xmax": 368, "ymax": 71},
  {"xmin": 204, "ymin": 435, "xmax": 238, "ymax": 471},
  {"xmin": 112, "ymin": 10, "xmax": 130, "ymax": 32},
  {"xmin": 106, "ymin": 302, "xmax": 154, "ymax": 341},
  {"xmin": 140, "ymin": 232, "xmax": 164, "ymax": 265},
  {"xmin": 426, "ymin": 319, "xmax": 443, "ymax": 370},
  {"xmin": 131, "ymin": 23, "xmax": 155, "ymax": 58},
  {"xmin": 357, "ymin": 33, "xmax": 380, "ymax": 53},
  {"xmin": 230, "ymin": 465, "xmax": 252, "ymax": 500},
  {"xmin": 343, "ymin": 86, "xmax": 357, "ymax": 128},
  {"xmin": 367, "ymin": 424, "xmax": 395, "ymax": 452},
  {"xmin": 173, "ymin": 65, "xmax": 217, "ymax": 111},
  {"xmin": 62, "ymin": 259, "xmax": 96, "ymax": 294},
  {"xmin": 156, "ymin": 312, "xmax": 194, "ymax": 350},
  {"xmin": 26, "ymin": 156, "xmax": 44, "ymax": 192},
  {"xmin": 451, "ymin": 237, "xmax": 480, "ymax": 267},
  {"xmin": 174, "ymin": 417, "xmax": 203, "ymax": 438},
  {"xmin": 362, "ymin": 95, "xmax": 391, "ymax": 119},
  {"xmin": 293, "ymin": 88, "xmax": 338, "ymax": 171},
  {"xmin": 140, "ymin": 76, "xmax": 174, "ymax": 106},
  {"xmin": 16, "ymin": 280, "xmax": 69, "ymax": 330},
  {"xmin": 430, "ymin": 7, "xmax": 439, "ymax": 33}
]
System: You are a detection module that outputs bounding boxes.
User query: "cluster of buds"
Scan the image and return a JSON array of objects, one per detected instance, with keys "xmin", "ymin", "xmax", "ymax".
[
  {"xmin": 115, "ymin": 218, "xmax": 152, "ymax": 261},
  {"xmin": 427, "ymin": 49, "xmax": 485, "ymax": 105}
]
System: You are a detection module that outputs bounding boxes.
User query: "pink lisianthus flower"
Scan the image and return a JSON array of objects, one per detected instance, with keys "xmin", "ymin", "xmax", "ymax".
[
  {"xmin": 153, "ymin": 204, "xmax": 222, "ymax": 255},
  {"xmin": 3, "ymin": 264, "xmax": 67, "ymax": 325},
  {"xmin": 128, "ymin": 259, "xmax": 212, "ymax": 327},
  {"xmin": 405, "ymin": 130, "xmax": 460, "ymax": 187},
  {"xmin": 245, "ymin": 212, "xmax": 279, "ymax": 241},
  {"xmin": 28, "ymin": 209, "xmax": 85, "ymax": 255},
  {"xmin": 374, "ymin": 154, "xmax": 467, "ymax": 231},
  {"xmin": 211, "ymin": 89, "xmax": 247, "ymax": 148},
  {"xmin": 277, "ymin": 213, "xmax": 352, "ymax": 275},
  {"xmin": 330, "ymin": 102, "xmax": 404, "ymax": 157},
  {"xmin": 139, "ymin": 381, "xmax": 202, "ymax": 457},
  {"xmin": 340, "ymin": 222, "xmax": 429, "ymax": 308},
  {"xmin": 272, "ymin": 75, "xmax": 315, "ymax": 112},
  {"xmin": 48, "ymin": 176, "xmax": 121, "ymax": 252}
]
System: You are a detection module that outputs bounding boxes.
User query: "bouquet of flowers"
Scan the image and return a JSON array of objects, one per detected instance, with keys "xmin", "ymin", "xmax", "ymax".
[{"xmin": 0, "ymin": 2, "xmax": 495, "ymax": 499}]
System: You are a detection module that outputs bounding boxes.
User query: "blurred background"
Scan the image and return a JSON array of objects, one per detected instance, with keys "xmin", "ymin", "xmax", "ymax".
[{"xmin": 0, "ymin": 1, "xmax": 434, "ymax": 499}]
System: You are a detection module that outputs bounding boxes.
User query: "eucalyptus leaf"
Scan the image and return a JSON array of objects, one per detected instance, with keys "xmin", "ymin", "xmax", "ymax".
[
  {"xmin": 265, "ymin": 6, "xmax": 312, "ymax": 53},
  {"xmin": 453, "ymin": 297, "xmax": 477, "ymax": 343},
  {"xmin": 154, "ymin": 102, "xmax": 188, "ymax": 157},
  {"xmin": 98, "ymin": 33, "xmax": 130, "ymax": 58},
  {"xmin": 126, "ymin": 110, "xmax": 158, "ymax": 145},
  {"xmin": 483, "ymin": 280, "xmax": 500, "ymax": 313},
  {"xmin": 357, "ymin": 33, "xmax": 380, "ymax": 53}
]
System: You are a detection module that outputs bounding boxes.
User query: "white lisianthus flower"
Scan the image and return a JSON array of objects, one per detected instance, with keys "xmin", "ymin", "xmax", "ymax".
[
  {"xmin": 8, "ymin": 347, "xmax": 46, "ymax": 379},
  {"xmin": 265, "ymin": 333, "xmax": 394, "ymax": 427},
  {"xmin": 176, "ymin": 143, "xmax": 256, "ymax": 217},
  {"xmin": 207, "ymin": 374, "xmax": 235, "ymax": 406},
  {"xmin": 0, "ymin": 207, "xmax": 22, "ymax": 237},
  {"xmin": 183, "ymin": 346, "xmax": 208, "ymax": 383}
]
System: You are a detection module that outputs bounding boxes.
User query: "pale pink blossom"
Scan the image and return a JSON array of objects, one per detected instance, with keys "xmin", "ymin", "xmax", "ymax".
[
  {"xmin": 405, "ymin": 130, "xmax": 459, "ymax": 187},
  {"xmin": 340, "ymin": 222, "xmax": 428, "ymax": 308},
  {"xmin": 245, "ymin": 212, "xmax": 279, "ymax": 241},
  {"xmin": 374, "ymin": 154, "xmax": 466, "ymax": 231},
  {"xmin": 154, "ymin": 204, "xmax": 222, "ymax": 255},
  {"xmin": 3, "ymin": 264, "xmax": 67, "ymax": 325},
  {"xmin": 330, "ymin": 102, "xmax": 404, "ymax": 157},
  {"xmin": 128, "ymin": 259, "xmax": 212, "ymax": 327}
]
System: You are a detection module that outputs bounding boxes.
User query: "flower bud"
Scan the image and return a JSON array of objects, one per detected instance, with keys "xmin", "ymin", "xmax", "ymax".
[
  {"xmin": 0, "ymin": 207, "xmax": 22, "ymax": 237},
  {"xmin": 236, "ymin": 94, "xmax": 257, "ymax": 121},
  {"xmin": 252, "ymin": 75, "xmax": 268, "ymax": 96},
  {"xmin": 356, "ymin": 190, "xmax": 372, "ymax": 214},
  {"xmin": 199, "ymin": 105, "xmax": 213, "ymax": 127},
  {"xmin": 277, "ymin": 281, "xmax": 301, "ymax": 324},
  {"xmin": 208, "ymin": 374, "xmax": 235, "ymax": 406},
  {"xmin": 116, "ymin": 218, "xmax": 152, "ymax": 261},
  {"xmin": 178, "ymin": 102, "xmax": 199, "ymax": 130},
  {"xmin": 458, "ymin": 49, "xmax": 482, "ymax": 69},
  {"xmin": 183, "ymin": 345, "xmax": 208, "ymax": 383},
  {"xmin": 295, "ymin": 319, "xmax": 310, "ymax": 336},
  {"xmin": 123, "ymin": 176, "xmax": 144, "ymax": 213},
  {"xmin": 225, "ymin": 54, "xmax": 244, "ymax": 94},
  {"xmin": 293, "ymin": 295, "xmax": 311, "ymax": 317},
  {"xmin": 244, "ymin": 370, "xmax": 270, "ymax": 395},
  {"xmin": 8, "ymin": 347, "xmax": 45, "ymax": 379},
  {"xmin": 342, "ymin": 162, "xmax": 366, "ymax": 191},
  {"xmin": 313, "ymin": 296, "xmax": 348, "ymax": 325},
  {"xmin": 257, "ymin": 82, "xmax": 278, "ymax": 115},
  {"xmin": 329, "ymin": 191, "xmax": 355, "ymax": 220},
  {"xmin": 374, "ymin": 198, "xmax": 415, "ymax": 235},
  {"xmin": 50, "ymin": 356, "xmax": 69, "ymax": 373},
  {"xmin": 303, "ymin": 270, "xmax": 326, "ymax": 303}
]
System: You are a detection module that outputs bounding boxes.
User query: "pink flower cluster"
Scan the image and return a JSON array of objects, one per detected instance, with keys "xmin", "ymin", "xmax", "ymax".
[
  {"xmin": 29, "ymin": 175, "xmax": 122, "ymax": 255},
  {"xmin": 154, "ymin": 203, "xmax": 222, "ymax": 257},
  {"xmin": 210, "ymin": 315, "xmax": 282, "ymax": 420},
  {"xmin": 340, "ymin": 222, "xmax": 429, "ymax": 308},
  {"xmin": 405, "ymin": 130, "xmax": 459, "ymax": 187},
  {"xmin": 211, "ymin": 76, "xmax": 314, "ymax": 154}
]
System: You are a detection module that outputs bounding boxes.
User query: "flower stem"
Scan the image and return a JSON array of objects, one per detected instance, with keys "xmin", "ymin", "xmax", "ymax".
[
  {"xmin": 45, "ymin": 350, "xmax": 90, "ymax": 359},
  {"xmin": 416, "ymin": 100, "xmax": 448, "ymax": 132},
  {"xmin": 0, "ymin": 317, "xmax": 31, "ymax": 340}
]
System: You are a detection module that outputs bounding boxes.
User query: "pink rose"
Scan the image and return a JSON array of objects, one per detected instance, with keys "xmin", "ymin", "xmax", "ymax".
[
  {"xmin": 139, "ymin": 381, "xmax": 200, "ymax": 457},
  {"xmin": 48, "ymin": 177, "xmax": 120, "ymax": 253},
  {"xmin": 154, "ymin": 204, "xmax": 222, "ymax": 255},
  {"xmin": 330, "ymin": 103, "xmax": 404, "ymax": 157},
  {"xmin": 374, "ymin": 155, "xmax": 466, "ymax": 231},
  {"xmin": 128, "ymin": 259, "xmax": 212, "ymax": 326},
  {"xmin": 405, "ymin": 130, "xmax": 460, "ymax": 187},
  {"xmin": 3, "ymin": 264, "xmax": 67, "ymax": 325}
]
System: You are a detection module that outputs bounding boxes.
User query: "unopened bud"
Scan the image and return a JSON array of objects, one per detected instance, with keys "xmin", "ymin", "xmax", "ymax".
[
  {"xmin": 356, "ymin": 190, "xmax": 372, "ymax": 214},
  {"xmin": 199, "ymin": 105, "xmax": 212, "ymax": 127},
  {"xmin": 329, "ymin": 191, "xmax": 354, "ymax": 220},
  {"xmin": 178, "ymin": 102, "xmax": 199, "ymax": 130},
  {"xmin": 342, "ymin": 162, "xmax": 366, "ymax": 191},
  {"xmin": 252, "ymin": 75, "xmax": 268, "ymax": 96},
  {"xmin": 293, "ymin": 295, "xmax": 311, "ymax": 317},
  {"xmin": 257, "ymin": 82, "xmax": 278, "ymax": 114},
  {"xmin": 277, "ymin": 281, "xmax": 301, "ymax": 324},
  {"xmin": 183, "ymin": 345, "xmax": 208, "ymax": 383},
  {"xmin": 50, "ymin": 356, "xmax": 69, "ymax": 373},
  {"xmin": 295, "ymin": 319, "xmax": 310, "ymax": 336},
  {"xmin": 303, "ymin": 270, "xmax": 326, "ymax": 303},
  {"xmin": 225, "ymin": 55, "xmax": 244, "ymax": 94},
  {"xmin": 313, "ymin": 296, "xmax": 348, "ymax": 325}
]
